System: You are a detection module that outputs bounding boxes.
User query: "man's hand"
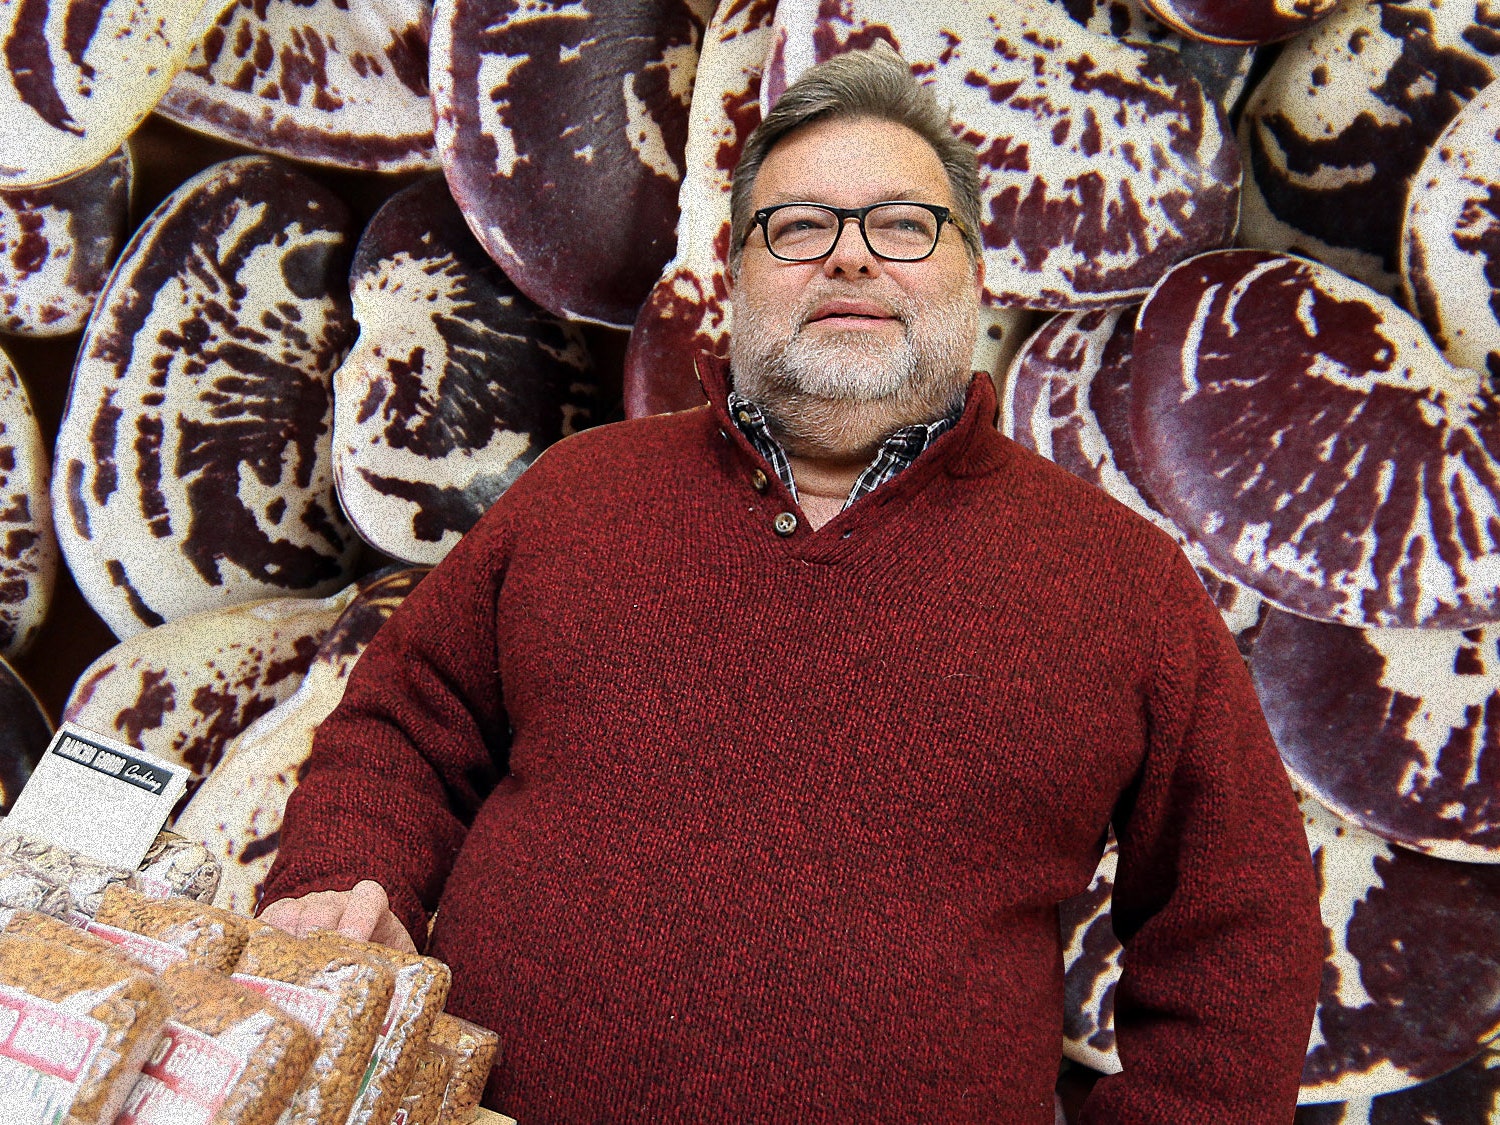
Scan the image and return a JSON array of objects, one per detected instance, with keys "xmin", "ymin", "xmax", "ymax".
[{"xmin": 258, "ymin": 879, "xmax": 418, "ymax": 953}]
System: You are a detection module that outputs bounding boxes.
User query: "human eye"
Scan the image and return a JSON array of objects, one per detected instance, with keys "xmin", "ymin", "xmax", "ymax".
[
  {"xmin": 767, "ymin": 206, "xmax": 837, "ymax": 252},
  {"xmin": 869, "ymin": 204, "xmax": 936, "ymax": 237}
]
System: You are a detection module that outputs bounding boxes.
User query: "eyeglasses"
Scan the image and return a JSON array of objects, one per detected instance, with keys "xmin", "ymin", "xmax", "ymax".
[{"xmin": 747, "ymin": 201, "xmax": 965, "ymax": 263}]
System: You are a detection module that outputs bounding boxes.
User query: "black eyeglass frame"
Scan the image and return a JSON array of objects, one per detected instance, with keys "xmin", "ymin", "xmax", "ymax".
[{"xmin": 746, "ymin": 200, "xmax": 967, "ymax": 263}]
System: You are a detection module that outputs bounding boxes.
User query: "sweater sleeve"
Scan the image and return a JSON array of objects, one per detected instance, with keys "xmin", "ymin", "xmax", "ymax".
[
  {"xmin": 1079, "ymin": 551, "xmax": 1323, "ymax": 1123},
  {"xmin": 256, "ymin": 507, "xmax": 514, "ymax": 947}
]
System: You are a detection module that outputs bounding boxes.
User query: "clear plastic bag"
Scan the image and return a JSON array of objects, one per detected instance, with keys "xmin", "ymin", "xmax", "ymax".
[
  {"xmin": 0, "ymin": 906, "xmax": 119, "ymax": 958},
  {"xmin": 0, "ymin": 933, "xmax": 169, "ymax": 1125},
  {"xmin": 0, "ymin": 835, "xmax": 139, "ymax": 920},
  {"xmin": 136, "ymin": 832, "xmax": 220, "ymax": 904},
  {"xmin": 0, "ymin": 862, "xmax": 80, "ymax": 920},
  {"xmin": 89, "ymin": 884, "xmax": 250, "ymax": 974},
  {"xmin": 429, "ymin": 1012, "xmax": 499, "ymax": 1124},
  {"xmin": 0, "ymin": 826, "xmax": 218, "ymax": 919},
  {"xmin": 114, "ymin": 964, "xmax": 317, "ymax": 1125},
  {"xmin": 391, "ymin": 1042, "xmax": 455, "ymax": 1125},
  {"xmin": 345, "ymin": 945, "xmax": 451, "ymax": 1125},
  {"xmin": 231, "ymin": 927, "xmax": 394, "ymax": 1123}
]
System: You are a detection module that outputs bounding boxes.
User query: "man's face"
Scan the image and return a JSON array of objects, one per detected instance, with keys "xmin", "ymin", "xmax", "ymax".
[{"xmin": 729, "ymin": 114, "xmax": 984, "ymax": 433}]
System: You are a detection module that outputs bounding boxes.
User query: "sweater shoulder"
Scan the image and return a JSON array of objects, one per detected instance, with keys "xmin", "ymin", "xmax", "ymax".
[
  {"xmin": 987, "ymin": 432, "xmax": 1185, "ymax": 571},
  {"xmin": 479, "ymin": 408, "xmax": 717, "ymax": 526},
  {"xmin": 998, "ymin": 443, "xmax": 1243, "ymax": 651},
  {"xmin": 514, "ymin": 408, "xmax": 713, "ymax": 492}
]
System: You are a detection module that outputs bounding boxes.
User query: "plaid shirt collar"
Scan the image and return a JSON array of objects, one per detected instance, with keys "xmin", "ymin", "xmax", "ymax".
[{"xmin": 726, "ymin": 391, "xmax": 959, "ymax": 511}]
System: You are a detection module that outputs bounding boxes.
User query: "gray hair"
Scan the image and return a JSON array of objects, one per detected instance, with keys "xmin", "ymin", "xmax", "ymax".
[{"xmin": 728, "ymin": 44, "xmax": 984, "ymax": 273}]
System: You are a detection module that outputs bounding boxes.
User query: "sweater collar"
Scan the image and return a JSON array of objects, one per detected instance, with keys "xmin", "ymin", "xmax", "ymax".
[{"xmin": 691, "ymin": 351, "xmax": 1007, "ymax": 482}]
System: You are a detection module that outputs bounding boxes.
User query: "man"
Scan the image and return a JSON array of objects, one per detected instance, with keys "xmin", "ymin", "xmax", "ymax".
[{"xmin": 261, "ymin": 47, "xmax": 1322, "ymax": 1123}]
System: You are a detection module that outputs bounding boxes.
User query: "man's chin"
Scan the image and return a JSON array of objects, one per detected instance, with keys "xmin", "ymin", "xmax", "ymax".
[
  {"xmin": 778, "ymin": 369, "xmax": 908, "ymax": 404},
  {"xmin": 779, "ymin": 340, "xmax": 913, "ymax": 399}
]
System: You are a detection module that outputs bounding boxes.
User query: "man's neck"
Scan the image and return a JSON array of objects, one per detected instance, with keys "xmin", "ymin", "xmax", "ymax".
[
  {"xmin": 768, "ymin": 403, "xmax": 904, "ymax": 530},
  {"xmin": 741, "ymin": 383, "xmax": 967, "ymax": 529},
  {"xmin": 763, "ymin": 391, "xmax": 937, "ymax": 457},
  {"xmin": 782, "ymin": 450, "xmax": 868, "ymax": 530}
]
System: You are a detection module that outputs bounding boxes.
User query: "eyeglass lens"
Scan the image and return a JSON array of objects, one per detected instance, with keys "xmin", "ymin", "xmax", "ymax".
[{"xmin": 764, "ymin": 204, "xmax": 940, "ymax": 261}]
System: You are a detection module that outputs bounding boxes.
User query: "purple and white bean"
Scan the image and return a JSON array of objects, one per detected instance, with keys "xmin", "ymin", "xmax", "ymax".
[
  {"xmin": 172, "ymin": 567, "xmax": 426, "ymax": 915},
  {"xmin": 0, "ymin": 0, "xmax": 214, "ymax": 188},
  {"xmin": 157, "ymin": 0, "xmax": 439, "ymax": 173},
  {"xmin": 1401, "ymin": 74, "xmax": 1500, "ymax": 381},
  {"xmin": 63, "ymin": 585, "xmax": 358, "ymax": 804},
  {"xmin": 1237, "ymin": 0, "xmax": 1499, "ymax": 296},
  {"xmin": 53, "ymin": 155, "xmax": 360, "ymax": 639},
  {"xmin": 1131, "ymin": 249, "xmax": 1500, "ymax": 629},
  {"xmin": 336, "ymin": 174, "xmax": 594, "ymax": 565},
  {"xmin": 1058, "ymin": 792, "xmax": 1500, "ymax": 1102},
  {"xmin": 0, "ymin": 146, "xmax": 130, "ymax": 336},
  {"xmin": 0, "ymin": 345, "xmax": 56, "ymax": 658},
  {"xmin": 432, "ymin": 0, "xmax": 711, "ymax": 327},
  {"xmin": 622, "ymin": 0, "xmax": 778, "ymax": 417},
  {"xmin": 1004, "ymin": 306, "xmax": 1261, "ymax": 634}
]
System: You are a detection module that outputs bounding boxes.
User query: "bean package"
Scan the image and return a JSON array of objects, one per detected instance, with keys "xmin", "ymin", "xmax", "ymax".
[
  {"xmin": 393, "ymin": 1045, "xmax": 454, "ymax": 1125},
  {"xmin": 428, "ymin": 1015, "xmax": 500, "ymax": 1125},
  {"xmin": 0, "ymin": 833, "xmax": 142, "ymax": 921},
  {"xmin": 232, "ymin": 927, "xmax": 397, "ymax": 1123},
  {"xmin": 346, "ymin": 949, "xmax": 453, "ymax": 1125},
  {"xmin": 0, "ymin": 837, "xmax": 495, "ymax": 1125},
  {"xmin": 0, "ymin": 935, "xmax": 171, "ymax": 1125},
  {"xmin": 91, "ymin": 885, "xmax": 251, "ymax": 974},
  {"xmin": 123, "ymin": 963, "xmax": 317, "ymax": 1125}
]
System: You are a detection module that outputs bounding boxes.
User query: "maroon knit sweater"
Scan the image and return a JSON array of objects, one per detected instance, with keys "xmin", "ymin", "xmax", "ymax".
[{"xmin": 264, "ymin": 356, "xmax": 1323, "ymax": 1123}]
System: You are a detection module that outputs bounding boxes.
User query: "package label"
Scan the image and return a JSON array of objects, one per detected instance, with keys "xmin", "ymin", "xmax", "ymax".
[
  {"xmin": 0, "ymin": 983, "xmax": 105, "ymax": 1125},
  {"xmin": 116, "ymin": 1020, "xmax": 245, "ymax": 1125},
  {"xmin": 229, "ymin": 974, "xmax": 335, "ymax": 1035},
  {"xmin": 84, "ymin": 922, "xmax": 188, "ymax": 974},
  {"xmin": 2, "ymin": 724, "xmax": 188, "ymax": 872}
]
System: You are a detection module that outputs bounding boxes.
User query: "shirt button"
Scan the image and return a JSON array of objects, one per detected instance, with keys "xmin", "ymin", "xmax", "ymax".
[
  {"xmin": 737, "ymin": 409, "xmax": 753, "ymax": 424},
  {"xmin": 750, "ymin": 469, "xmax": 769, "ymax": 493},
  {"xmin": 774, "ymin": 512, "xmax": 798, "ymax": 536}
]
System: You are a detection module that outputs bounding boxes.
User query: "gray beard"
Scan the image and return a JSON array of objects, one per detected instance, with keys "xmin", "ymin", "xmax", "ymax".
[{"xmin": 730, "ymin": 283, "xmax": 978, "ymax": 455}]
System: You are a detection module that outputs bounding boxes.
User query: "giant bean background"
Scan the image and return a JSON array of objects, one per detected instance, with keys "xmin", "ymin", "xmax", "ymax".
[{"xmin": 3, "ymin": 1, "xmax": 1500, "ymax": 1119}]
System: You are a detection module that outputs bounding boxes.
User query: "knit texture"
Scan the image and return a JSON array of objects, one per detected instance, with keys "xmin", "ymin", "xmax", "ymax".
[{"xmin": 263, "ymin": 356, "xmax": 1323, "ymax": 1124}]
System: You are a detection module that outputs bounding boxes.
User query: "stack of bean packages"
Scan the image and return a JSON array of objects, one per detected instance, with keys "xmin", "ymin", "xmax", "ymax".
[{"xmin": 0, "ymin": 871, "xmax": 497, "ymax": 1124}]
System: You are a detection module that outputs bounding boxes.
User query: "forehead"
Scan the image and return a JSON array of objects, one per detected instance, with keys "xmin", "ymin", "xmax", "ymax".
[{"xmin": 752, "ymin": 115, "xmax": 954, "ymax": 210}]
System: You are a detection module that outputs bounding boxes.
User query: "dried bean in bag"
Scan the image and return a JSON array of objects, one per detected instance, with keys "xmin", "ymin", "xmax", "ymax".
[
  {"xmin": 392, "ymin": 1043, "xmax": 454, "ymax": 1125},
  {"xmin": 0, "ymin": 934, "xmax": 169, "ymax": 1125},
  {"xmin": 429, "ymin": 1012, "xmax": 499, "ymax": 1124},
  {"xmin": 115, "ymin": 964, "xmax": 317, "ymax": 1125},
  {"xmin": 231, "ymin": 927, "xmax": 395, "ymax": 1123},
  {"xmin": 90, "ymin": 884, "xmax": 250, "ymax": 974},
  {"xmin": 345, "ymin": 945, "xmax": 451, "ymax": 1125}
]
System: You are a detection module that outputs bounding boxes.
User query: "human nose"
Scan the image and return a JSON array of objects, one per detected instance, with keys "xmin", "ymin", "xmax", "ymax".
[{"xmin": 822, "ymin": 214, "xmax": 882, "ymax": 278}]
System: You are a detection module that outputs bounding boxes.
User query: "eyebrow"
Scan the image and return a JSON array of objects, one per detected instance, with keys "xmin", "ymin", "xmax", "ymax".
[{"xmin": 759, "ymin": 188, "xmax": 942, "ymax": 205}]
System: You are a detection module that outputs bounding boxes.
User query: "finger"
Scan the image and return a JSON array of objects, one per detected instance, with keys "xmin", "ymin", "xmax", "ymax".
[
  {"xmin": 257, "ymin": 896, "xmax": 304, "ymax": 934},
  {"xmin": 370, "ymin": 910, "xmax": 419, "ymax": 954},
  {"xmin": 335, "ymin": 880, "xmax": 390, "ymax": 943},
  {"xmin": 261, "ymin": 891, "xmax": 351, "ymax": 938},
  {"xmin": 302, "ymin": 893, "xmax": 359, "ymax": 936}
]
